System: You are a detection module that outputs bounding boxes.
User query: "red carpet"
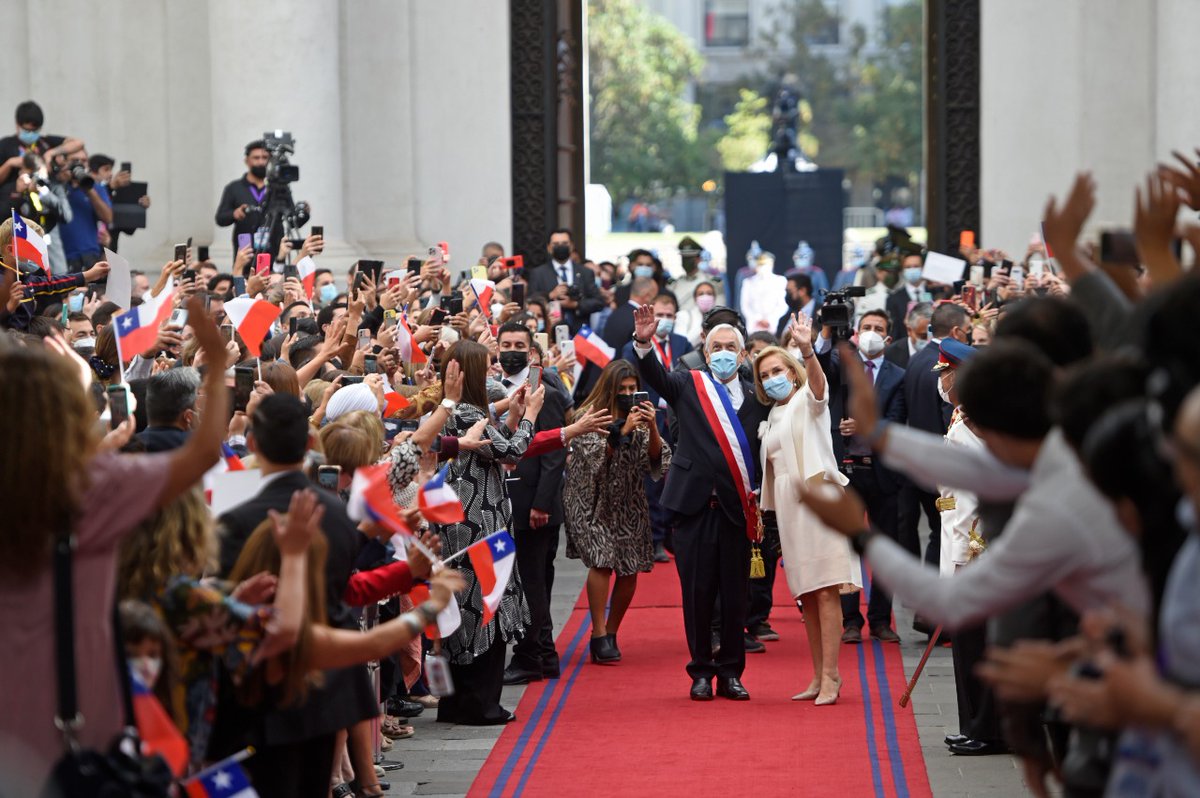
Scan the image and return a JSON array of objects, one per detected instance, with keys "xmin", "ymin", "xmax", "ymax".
[{"xmin": 470, "ymin": 560, "xmax": 932, "ymax": 798}]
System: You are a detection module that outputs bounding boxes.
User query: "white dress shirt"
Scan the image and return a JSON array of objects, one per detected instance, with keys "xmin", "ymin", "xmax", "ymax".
[{"xmin": 553, "ymin": 260, "xmax": 574, "ymax": 285}]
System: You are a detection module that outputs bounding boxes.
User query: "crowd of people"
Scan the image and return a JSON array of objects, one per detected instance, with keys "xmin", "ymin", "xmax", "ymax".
[{"xmin": 1, "ymin": 99, "xmax": 1199, "ymax": 798}]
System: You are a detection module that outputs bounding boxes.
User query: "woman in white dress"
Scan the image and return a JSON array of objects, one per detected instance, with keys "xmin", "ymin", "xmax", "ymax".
[{"xmin": 754, "ymin": 314, "xmax": 861, "ymax": 705}]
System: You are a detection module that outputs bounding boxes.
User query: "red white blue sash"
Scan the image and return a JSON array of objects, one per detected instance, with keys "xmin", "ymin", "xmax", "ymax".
[{"xmin": 690, "ymin": 370, "xmax": 759, "ymax": 540}]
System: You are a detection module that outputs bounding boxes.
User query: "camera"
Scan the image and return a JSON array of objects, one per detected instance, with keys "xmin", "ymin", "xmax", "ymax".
[
  {"xmin": 816, "ymin": 286, "xmax": 866, "ymax": 341},
  {"xmin": 67, "ymin": 161, "xmax": 94, "ymax": 190},
  {"xmin": 263, "ymin": 130, "xmax": 299, "ymax": 184}
]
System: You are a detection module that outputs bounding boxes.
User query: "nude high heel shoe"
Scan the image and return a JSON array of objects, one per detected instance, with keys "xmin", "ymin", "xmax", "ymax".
[
  {"xmin": 792, "ymin": 681, "xmax": 821, "ymax": 701},
  {"xmin": 815, "ymin": 677, "xmax": 842, "ymax": 706}
]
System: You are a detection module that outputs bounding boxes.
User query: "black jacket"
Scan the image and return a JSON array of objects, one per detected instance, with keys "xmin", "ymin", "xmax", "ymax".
[
  {"xmin": 635, "ymin": 346, "xmax": 768, "ymax": 527},
  {"xmin": 903, "ymin": 341, "xmax": 954, "ymax": 435},
  {"xmin": 883, "ymin": 337, "xmax": 911, "ymax": 369},
  {"xmin": 135, "ymin": 426, "xmax": 189, "ymax": 453},
  {"xmin": 886, "ymin": 286, "xmax": 913, "ymax": 342},
  {"xmin": 507, "ymin": 369, "xmax": 572, "ymax": 529},
  {"xmin": 526, "ymin": 261, "xmax": 605, "ymax": 334},
  {"xmin": 214, "ymin": 175, "xmax": 293, "ymax": 264},
  {"xmin": 819, "ymin": 346, "xmax": 908, "ymax": 491}
]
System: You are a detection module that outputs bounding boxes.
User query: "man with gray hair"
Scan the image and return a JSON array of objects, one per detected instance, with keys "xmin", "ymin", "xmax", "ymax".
[
  {"xmin": 631, "ymin": 304, "xmax": 770, "ymax": 701},
  {"xmin": 135, "ymin": 367, "xmax": 201, "ymax": 452},
  {"xmin": 885, "ymin": 300, "xmax": 933, "ymax": 369}
]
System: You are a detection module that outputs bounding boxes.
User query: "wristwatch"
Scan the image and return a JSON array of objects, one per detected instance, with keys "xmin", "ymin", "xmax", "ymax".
[{"xmin": 440, "ymin": 398, "xmax": 458, "ymax": 412}]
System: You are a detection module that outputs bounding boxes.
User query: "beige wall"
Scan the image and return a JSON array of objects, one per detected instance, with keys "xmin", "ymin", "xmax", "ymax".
[{"xmin": 3, "ymin": 0, "xmax": 512, "ymax": 272}]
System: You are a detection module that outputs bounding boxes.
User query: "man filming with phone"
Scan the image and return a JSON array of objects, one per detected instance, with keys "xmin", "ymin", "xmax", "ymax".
[{"xmin": 215, "ymin": 139, "xmax": 293, "ymax": 266}]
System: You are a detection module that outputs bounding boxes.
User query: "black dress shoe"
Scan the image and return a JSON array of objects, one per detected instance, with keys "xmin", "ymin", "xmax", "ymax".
[
  {"xmin": 690, "ymin": 677, "xmax": 714, "ymax": 701},
  {"xmin": 502, "ymin": 664, "xmax": 543, "ymax": 685},
  {"xmin": 870, "ymin": 625, "xmax": 901, "ymax": 643},
  {"xmin": 841, "ymin": 626, "xmax": 862, "ymax": 644},
  {"xmin": 944, "ymin": 733, "xmax": 969, "ymax": 747},
  {"xmin": 716, "ymin": 677, "xmax": 750, "ymax": 700},
  {"xmin": 387, "ymin": 698, "xmax": 424, "ymax": 718},
  {"xmin": 948, "ymin": 739, "xmax": 1009, "ymax": 756},
  {"xmin": 590, "ymin": 635, "xmax": 620, "ymax": 664},
  {"xmin": 744, "ymin": 634, "xmax": 766, "ymax": 653}
]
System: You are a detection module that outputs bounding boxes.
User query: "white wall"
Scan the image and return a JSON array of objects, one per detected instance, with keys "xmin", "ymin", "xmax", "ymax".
[
  {"xmin": 1, "ymin": 0, "xmax": 511, "ymax": 273},
  {"xmin": 981, "ymin": 0, "xmax": 1200, "ymax": 253}
]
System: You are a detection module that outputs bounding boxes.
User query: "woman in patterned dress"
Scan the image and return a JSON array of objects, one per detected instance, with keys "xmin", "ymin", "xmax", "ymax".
[
  {"xmin": 434, "ymin": 341, "xmax": 546, "ymax": 725},
  {"xmin": 564, "ymin": 359, "xmax": 670, "ymax": 664}
]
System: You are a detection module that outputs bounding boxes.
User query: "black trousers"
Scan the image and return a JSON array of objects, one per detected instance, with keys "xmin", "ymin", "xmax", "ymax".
[
  {"xmin": 674, "ymin": 501, "xmax": 751, "ymax": 680},
  {"xmin": 509, "ymin": 524, "xmax": 560, "ymax": 674},
  {"xmin": 952, "ymin": 621, "xmax": 1001, "ymax": 742},
  {"xmin": 899, "ymin": 483, "xmax": 942, "ymax": 567},
  {"xmin": 245, "ymin": 732, "xmax": 337, "ymax": 798},
  {"xmin": 746, "ymin": 511, "xmax": 781, "ymax": 628},
  {"xmin": 438, "ymin": 638, "xmax": 509, "ymax": 724},
  {"xmin": 840, "ymin": 461, "xmax": 899, "ymax": 630}
]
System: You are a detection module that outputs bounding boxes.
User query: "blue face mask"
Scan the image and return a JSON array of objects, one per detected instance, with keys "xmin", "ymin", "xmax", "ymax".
[
  {"xmin": 536, "ymin": 319, "xmax": 545, "ymax": 332},
  {"xmin": 633, "ymin": 265, "xmax": 655, "ymax": 279},
  {"xmin": 655, "ymin": 318, "xmax": 674, "ymax": 337},
  {"xmin": 763, "ymin": 373, "xmax": 795, "ymax": 402},
  {"xmin": 904, "ymin": 267, "xmax": 923, "ymax": 285},
  {"xmin": 17, "ymin": 129, "xmax": 39, "ymax": 146},
  {"xmin": 708, "ymin": 350, "xmax": 739, "ymax": 380},
  {"xmin": 67, "ymin": 293, "xmax": 84, "ymax": 313},
  {"xmin": 318, "ymin": 283, "xmax": 338, "ymax": 304}
]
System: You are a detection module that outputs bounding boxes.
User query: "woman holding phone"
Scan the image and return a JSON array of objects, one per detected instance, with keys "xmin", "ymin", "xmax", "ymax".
[
  {"xmin": 754, "ymin": 314, "xmax": 860, "ymax": 705},
  {"xmin": 564, "ymin": 359, "xmax": 670, "ymax": 664}
]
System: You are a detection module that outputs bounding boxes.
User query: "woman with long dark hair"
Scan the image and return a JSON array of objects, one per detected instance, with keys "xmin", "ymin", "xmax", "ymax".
[{"xmin": 565, "ymin": 359, "xmax": 669, "ymax": 663}]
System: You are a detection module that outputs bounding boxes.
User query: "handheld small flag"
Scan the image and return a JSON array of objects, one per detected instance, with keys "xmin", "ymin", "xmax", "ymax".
[
  {"xmin": 347, "ymin": 463, "xmax": 412, "ymax": 536},
  {"xmin": 129, "ymin": 669, "xmax": 189, "ymax": 777},
  {"xmin": 395, "ymin": 312, "xmax": 427, "ymax": 365},
  {"xmin": 182, "ymin": 750, "xmax": 258, "ymax": 798},
  {"xmin": 11, "ymin": 211, "xmax": 47, "ymax": 272},
  {"xmin": 418, "ymin": 465, "xmax": 465, "ymax": 524},
  {"xmin": 572, "ymin": 325, "xmax": 614, "ymax": 368},
  {"xmin": 1040, "ymin": 222, "xmax": 1055, "ymax": 260},
  {"xmin": 383, "ymin": 391, "xmax": 411, "ymax": 417},
  {"xmin": 202, "ymin": 443, "xmax": 248, "ymax": 504},
  {"xmin": 408, "ymin": 581, "xmax": 462, "ymax": 639},
  {"xmin": 469, "ymin": 279, "xmax": 495, "ymax": 318},
  {"xmin": 112, "ymin": 283, "xmax": 176, "ymax": 362},
  {"xmin": 223, "ymin": 297, "xmax": 282, "ymax": 357},
  {"xmin": 295, "ymin": 256, "xmax": 317, "ymax": 300},
  {"xmin": 465, "ymin": 530, "xmax": 516, "ymax": 626}
]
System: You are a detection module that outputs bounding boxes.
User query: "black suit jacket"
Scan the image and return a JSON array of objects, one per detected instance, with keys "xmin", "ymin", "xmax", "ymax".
[
  {"xmin": 621, "ymin": 333, "xmax": 692, "ymax": 440},
  {"xmin": 135, "ymin": 426, "xmax": 189, "ymax": 453},
  {"xmin": 903, "ymin": 341, "xmax": 954, "ymax": 436},
  {"xmin": 508, "ymin": 369, "xmax": 572, "ymax": 529},
  {"xmin": 883, "ymin": 337, "xmax": 911, "ymax": 369},
  {"xmin": 886, "ymin": 286, "xmax": 913, "ymax": 342},
  {"xmin": 603, "ymin": 303, "xmax": 637, "ymax": 352},
  {"xmin": 635, "ymin": 347, "xmax": 768, "ymax": 527},
  {"xmin": 819, "ymin": 347, "xmax": 908, "ymax": 491},
  {"xmin": 526, "ymin": 261, "xmax": 605, "ymax": 334}
]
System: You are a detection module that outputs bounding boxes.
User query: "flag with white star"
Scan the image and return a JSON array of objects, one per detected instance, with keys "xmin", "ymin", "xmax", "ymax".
[{"xmin": 465, "ymin": 530, "xmax": 516, "ymax": 626}]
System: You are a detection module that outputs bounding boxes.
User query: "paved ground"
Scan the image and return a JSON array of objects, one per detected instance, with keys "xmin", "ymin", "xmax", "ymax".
[{"xmin": 382, "ymin": 556, "xmax": 1030, "ymax": 797}]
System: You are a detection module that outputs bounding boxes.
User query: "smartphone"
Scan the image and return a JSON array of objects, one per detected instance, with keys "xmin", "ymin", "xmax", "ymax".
[
  {"xmin": 548, "ymin": 300, "xmax": 563, "ymax": 321},
  {"xmin": 106, "ymin": 385, "xmax": 129, "ymax": 430},
  {"xmin": 283, "ymin": 262, "xmax": 299, "ymax": 280},
  {"xmin": 408, "ymin": 257, "xmax": 422, "ymax": 275},
  {"xmin": 448, "ymin": 294, "xmax": 463, "ymax": 315},
  {"xmin": 174, "ymin": 243, "xmax": 188, "ymax": 264},
  {"xmin": 234, "ymin": 366, "xmax": 256, "ymax": 412},
  {"xmin": 358, "ymin": 259, "xmax": 384, "ymax": 283},
  {"xmin": 502, "ymin": 255, "xmax": 525, "ymax": 270},
  {"xmin": 385, "ymin": 271, "xmax": 402, "ymax": 289},
  {"xmin": 632, "ymin": 391, "xmax": 650, "ymax": 407},
  {"xmin": 168, "ymin": 308, "xmax": 188, "ymax": 329},
  {"xmin": 1028, "ymin": 259, "xmax": 1045, "ymax": 277},
  {"xmin": 1009, "ymin": 265, "xmax": 1025, "ymax": 292},
  {"xmin": 429, "ymin": 307, "xmax": 449, "ymax": 325},
  {"xmin": 255, "ymin": 253, "xmax": 272, "ymax": 276},
  {"xmin": 1099, "ymin": 230, "xmax": 1139, "ymax": 265},
  {"xmin": 317, "ymin": 465, "xmax": 341, "ymax": 491},
  {"xmin": 555, "ymin": 324, "xmax": 570, "ymax": 346},
  {"xmin": 221, "ymin": 323, "xmax": 235, "ymax": 343},
  {"xmin": 352, "ymin": 271, "xmax": 365, "ymax": 296},
  {"xmin": 969, "ymin": 264, "xmax": 985, "ymax": 286},
  {"xmin": 959, "ymin": 230, "xmax": 975, "ymax": 249},
  {"xmin": 311, "ymin": 225, "xmax": 323, "ymax": 238},
  {"xmin": 197, "ymin": 245, "xmax": 210, "ymax": 263},
  {"xmin": 120, "ymin": 161, "xmax": 132, "ymax": 175},
  {"xmin": 288, "ymin": 316, "xmax": 298, "ymax": 336},
  {"xmin": 342, "ymin": 375, "xmax": 365, "ymax": 385},
  {"xmin": 237, "ymin": 233, "xmax": 252, "ymax": 251},
  {"xmin": 527, "ymin": 365, "xmax": 543, "ymax": 391},
  {"xmin": 182, "ymin": 268, "xmax": 198, "ymax": 283},
  {"xmin": 558, "ymin": 340, "xmax": 575, "ymax": 359},
  {"xmin": 437, "ymin": 241, "xmax": 449, "ymax": 258},
  {"xmin": 961, "ymin": 284, "xmax": 978, "ymax": 310},
  {"xmin": 511, "ymin": 282, "xmax": 526, "ymax": 306},
  {"xmin": 357, "ymin": 328, "xmax": 372, "ymax": 351},
  {"xmin": 364, "ymin": 354, "xmax": 378, "ymax": 374},
  {"xmin": 534, "ymin": 332, "xmax": 550, "ymax": 353}
]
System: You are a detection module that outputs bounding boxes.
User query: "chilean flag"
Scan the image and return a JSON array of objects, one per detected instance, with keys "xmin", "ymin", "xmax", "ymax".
[
  {"xmin": 129, "ymin": 669, "xmax": 189, "ymax": 777},
  {"xmin": 202, "ymin": 444, "xmax": 247, "ymax": 504},
  {"xmin": 383, "ymin": 391, "xmax": 411, "ymax": 417},
  {"xmin": 466, "ymin": 530, "xmax": 516, "ymax": 626},
  {"xmin": 182, "ymin": 754, "xmax": 258, "ymax": 798},
  {"xmin": 223, "ymin": 296, "xmax": 282, "ymax": 357},
  {"xmin": 295, "ymin": 255, "xmax": 317, "ymax": 299},
  {"xmin": 573, "ymin": 325, "xmax": 614, "ymax": 367},
  {"xmin": 469, "ymin": 278, "xmax": 495, "ymax": 318},
  {"xmin": 347, "ymin": 462, "xmax": 411, "ymax": 536},
  {"xmin": 11, "ymin": 211, "xmax": 47, "ymax": 272},
  {"xmin": 408, "ymin": 581, "xmax": 462, "ymax": 639},
  {"xmin": 418, "ymin": 465, "xmax": 465, "ymax": 524},
  {"xmin": 395, "ymin": 312, "xmax": 427, "ymax": 365},
  {"xmin": 113, "ymin": 283, "xmax": 175, "ymax": 362}
]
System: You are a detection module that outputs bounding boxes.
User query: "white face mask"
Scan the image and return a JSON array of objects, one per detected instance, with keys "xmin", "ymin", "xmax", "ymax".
[
  {"xmin": 129, "ymin": 655, "xmax": 162, "ymax": 688},
  {"xmin": 938, "ymin": 376, "xmax": 953, "ymax": 405},
  {"xmin": 857, "ymin": 330, "xmax": 885, "ymax": 358}
]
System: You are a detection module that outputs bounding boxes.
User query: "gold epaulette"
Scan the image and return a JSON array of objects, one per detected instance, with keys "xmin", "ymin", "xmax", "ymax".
[{"xmin": 935, "ymin": 496, "xmax": 957, "ymax": 512}]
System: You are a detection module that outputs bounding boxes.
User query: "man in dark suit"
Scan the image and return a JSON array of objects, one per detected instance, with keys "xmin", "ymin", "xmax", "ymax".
[
  {"xmin": 135, "ymin": 368, "xmax": 199, "ymax": 452},
  {"xmin": 621, "ymin": 292, "xmax": 692, "ymax": 562},
  {"xmin": 214, "ymin": 394, "xmax": 422, "ymax": 790},
  {"xmin": 775, "ymin": 273, "xmax": 813, "ymax": 341},
  {"xmin": 885, "ymin": 253, "xmax": 929, "ymax": 341},
  {"xmin": 814, "ymin": 309, "xmax": 908, "ymax": 642},
  {"xmin": 883, "ymin": 301, "xmax": 933, "ymax": 369},
  {"xmin": 632, "ymin": 305, "xmax": 769, "ymax": 701},
  {"xmin": 898, "ymin": 303, "xmax": 970, "ymax": 571},
  {"xmin": 496, "ymin": 322, "xmax": 573, "ymax": 685},
  {"xmin": 524, "ymin": 227, "xmax": 605, "ymax": 335}
]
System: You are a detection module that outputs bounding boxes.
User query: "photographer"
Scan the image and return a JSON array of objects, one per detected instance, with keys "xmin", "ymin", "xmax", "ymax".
[
  {"xmin": 56, "ymin": 148, "xmax": 113, "ymax": 275},
  {"xmin": 0, "ymin": 100, "xmax": 84, "ymax": 189},
  {"xmin": 215, "ymin": 139, "xmax": 294, "ymax": 266},
  {"xmin": 9, "ymin": 153, "xmax": 72, "ymax": 275}
]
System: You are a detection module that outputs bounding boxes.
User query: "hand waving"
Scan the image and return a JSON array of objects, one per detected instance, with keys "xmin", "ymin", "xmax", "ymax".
[{"xmin": 633, "ymin": 303, "xmax": 657, "ymax": 343}]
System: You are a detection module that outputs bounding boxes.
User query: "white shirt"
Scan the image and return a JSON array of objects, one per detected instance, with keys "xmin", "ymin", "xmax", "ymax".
[
  {"xmin": 553, "ymin": 259, "xmax": 574, "ymax": 285},
  {"xmin": 864, "ymin": 429, "xmax": 1149, "ymax": 631},
  {"xmin": 500, "ymin": 367, "xmax": 529, "ymax": 396},
  {"xmin": 739, "ymin": 268, "xmax": 788, "ymax": 332}
]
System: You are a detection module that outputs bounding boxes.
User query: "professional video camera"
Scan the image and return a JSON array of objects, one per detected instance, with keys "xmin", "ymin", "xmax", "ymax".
[
  {"xmin": 258, "ymin": 130, "xmax": 310, "ymax": 249},
  {"xmin": 815, "ymin": 285, "xmax": 866, "ymax": 342},
  {"xmin": 263, "ymin": 130, "xmax": 300, "ymax": 184}
]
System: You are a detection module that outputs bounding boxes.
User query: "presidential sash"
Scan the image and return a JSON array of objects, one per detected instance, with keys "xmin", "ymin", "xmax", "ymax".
[{"xmin": 690, "ymin": 370, "xmax": 760, "ymax": 540}]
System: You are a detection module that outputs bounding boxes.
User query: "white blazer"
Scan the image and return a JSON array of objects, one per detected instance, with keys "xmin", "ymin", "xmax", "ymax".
[{"xmin": 758, "ymin": 380, "xmax": 848, "ymax": 512}]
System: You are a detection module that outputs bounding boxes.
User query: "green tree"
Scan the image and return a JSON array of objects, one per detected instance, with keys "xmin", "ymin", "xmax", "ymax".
[
  {"xmin": 716, "ymin": 90, "xmax": 771, "ymax": 172},
  {"xmin": 588, "ymin": 0, "xmax": 712, "ymax": 203}
]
